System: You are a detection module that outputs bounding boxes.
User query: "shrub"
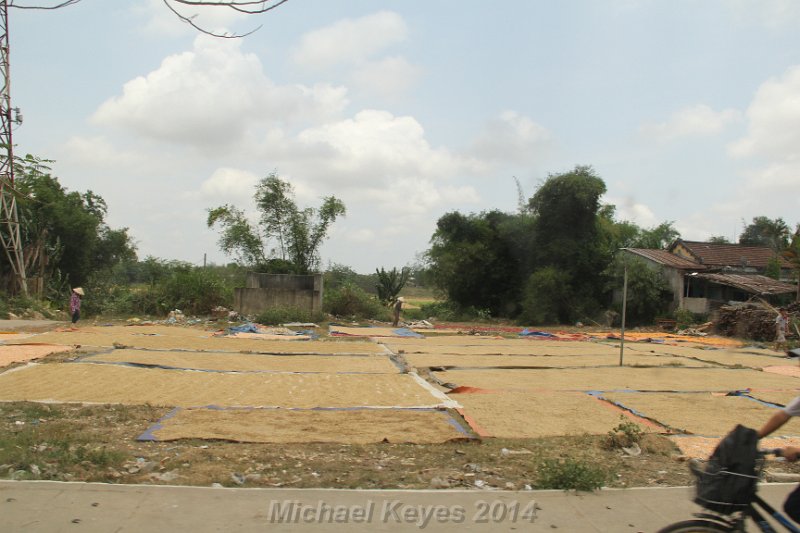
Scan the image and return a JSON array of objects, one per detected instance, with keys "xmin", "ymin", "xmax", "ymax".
[
  {"xmin": 419, "ymin": 300, "xmax": 458, "ymax": 321},
  {"xmin": 255, "ymin": 306, "xmax": 323, "ymax": 325},
  {"xmin": 605, "ymin": 416, "xmax": 645, "ymax": 449},
  {"xmin": 1, "ymin": 295, "xmax": 60, "ymax": 320},
  {"xmin": 81, "ymin": 276, "xmax": 155, "ymax": 317},
  {"xmin": 535, "ymin": 457, "xmax": 607, "ymax": 491},
  {"xmin": 324, "ymin": 283, "xmax": 388, "ymax": 320},
  {"xmin": 158, "ymin": 267, "xmax": 232, "ymax": 315},
  {"xmin": 673, "ymin": 308, "xmax": 696, "ymax": 330},
  {"xmin": 402, "ymin": 306, "xmax": 425, "ymax": 322},
  {"xmin": 418, "ymin": 300, "xmax": 493, "ymax": 322}
]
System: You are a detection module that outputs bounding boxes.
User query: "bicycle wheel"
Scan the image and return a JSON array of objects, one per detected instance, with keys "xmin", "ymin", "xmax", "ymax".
[{"xmin": 656, "ymin": 519, "xmax": 732, "ymax": 532}]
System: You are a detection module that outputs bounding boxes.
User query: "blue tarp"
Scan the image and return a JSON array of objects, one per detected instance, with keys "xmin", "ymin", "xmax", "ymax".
[
  {"xmin": 519, "ymin": 329, "xmax": 556, "ymax": 338},
  {"xmin": 228, "ymin": 323, "xmax": 260, "ymax": 334},
  {"xmin": 393, "ymin": 328, "xmax": 424, "ymax": 338}
]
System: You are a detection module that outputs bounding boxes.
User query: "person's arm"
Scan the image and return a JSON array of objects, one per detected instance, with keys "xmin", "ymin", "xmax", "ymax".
[
  {"xmin": 759, "ymin": 410, "xmax": 791, "ymax": 438},
  {"xmin": 780, "ymin": 446, "xmax": 800, "ymax": 462}
]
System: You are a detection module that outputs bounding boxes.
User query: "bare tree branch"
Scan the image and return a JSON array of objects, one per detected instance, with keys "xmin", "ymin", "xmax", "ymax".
[
  {"xmin": 163, "ymin": 0, "xmax": 290, "ymax": 38},
  {"xmin": 10, "ymin": 0, "xmax": 290, "ymax": 38},
  {"xmin": 171, "ymin": 0, "xmax": 291, "ymax": 15},
  {"xmin": 9, "ymin": 0, "xmax": 83, "ymax": 10},
  {"xmin": 162, "ymin": 0, "xmax": 261, "ymax": 39}
]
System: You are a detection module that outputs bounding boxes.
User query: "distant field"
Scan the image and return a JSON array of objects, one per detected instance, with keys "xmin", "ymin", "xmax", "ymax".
[
  {"xmin": 399, "ymin": 286, "xmax": 437, "ymax": 299},
  {"xmin": 398, "ymin": 287, "xmax": 438, "ymax": 309}
]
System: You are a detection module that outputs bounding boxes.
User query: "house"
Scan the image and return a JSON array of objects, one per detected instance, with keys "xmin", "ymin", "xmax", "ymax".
[
  {"xmin": 624, "ymin": 240, "xmax": 796, "ymax": 314},
  {"xmin": 669, "ymin": 240, "xmax": 793, "ymax": 280}
]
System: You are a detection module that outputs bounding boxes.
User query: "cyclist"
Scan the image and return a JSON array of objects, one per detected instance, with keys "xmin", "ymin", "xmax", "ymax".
[{"xmin": 757, "ymin": 348, "xmax": 800, "ymax": 523}]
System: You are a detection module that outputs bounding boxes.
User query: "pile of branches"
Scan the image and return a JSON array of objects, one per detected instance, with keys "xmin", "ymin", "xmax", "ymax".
[{"xmin": 716, "ymin": 301, "xmax": 796, "ymax": 341}]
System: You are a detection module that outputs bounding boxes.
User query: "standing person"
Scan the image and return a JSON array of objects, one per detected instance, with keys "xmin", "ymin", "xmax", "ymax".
[
  {"xmin": 776, "ymin": 307, "xmax": 790, "ymax": 352},
  {"xmin": 69, "ymin": 287, "xmax": 84, "ymax": 324},
  {"xmin": 392, "ymin": 297, "xmax": 404, "ymax": 327}
]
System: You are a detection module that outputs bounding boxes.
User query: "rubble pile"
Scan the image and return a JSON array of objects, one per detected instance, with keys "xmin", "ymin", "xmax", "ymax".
[{"xmin": 716, "ymin": 302, "xmax": 795, "ymax": 341}]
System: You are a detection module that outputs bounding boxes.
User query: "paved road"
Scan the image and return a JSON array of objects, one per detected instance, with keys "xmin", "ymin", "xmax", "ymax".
[{"xmin": 1, "ymin": 480, "xmax": 797, "ymax": 532}]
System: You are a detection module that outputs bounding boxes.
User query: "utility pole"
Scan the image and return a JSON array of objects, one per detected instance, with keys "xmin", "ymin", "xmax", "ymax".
[
  {"xmin": 0, "ymin": 0, "xmax": 27, "ymax": 296},
  {"xmin": 619, "ymin": 255, "xmax": 627, "ymax": 366},
  {"xmin": 0, "ymin": 0, "xmax": 291, "ymax": 297}
]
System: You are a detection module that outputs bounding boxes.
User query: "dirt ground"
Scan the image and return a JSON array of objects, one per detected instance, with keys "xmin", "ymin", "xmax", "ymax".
[
  {"xmin": 2, "ymin": 320, "xmax": 800, "ymax": 492},
  {"xmin": 0, "ymin": 401, "xmax": 700, "ymax": 489}
]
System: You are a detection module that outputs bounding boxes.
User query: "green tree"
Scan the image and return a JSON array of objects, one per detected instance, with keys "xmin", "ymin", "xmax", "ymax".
[
  {"xmin": 520, "ymin": 266, "xmax": 571, "ymax": 324},
  {"xmin": 765, "ymin": 256, "xmax": 782, "ymax": 280},
  {"xmin": 527, "ymin": 165, "xmax": 607, "ymax": 321},
  {"xmin": 631, "ymin": 221, "xmax": 680, "ymax": 250},
  {"xmin": 375, "ymin": 267, "xmax": 410, "ymax": 304},
  {"xmin": 10, "ymin": 155, "xmax": 136, "ymax": 288},
  {"xmin": 739, "ymin": 216, "xmax": 790, "ymax": 251},
  {"xmin": 597, "ymin": 205, "xmax": 642, "ymax": 253},
  {"xmin": 427, "ymin": 210, "xmax": 531, "ymax": 317},
  {"xmin": 208, "ymin": 173, "xmax": 346, "ymax": 274},
  {"xmin": 206, "ymin": 205, "xmax": 267, "ymax": 266},
  {"xmin": 708, "ymin": 235, "xmax": 730, "ymax": 244},
  {"xmin": 605, "ymin": 255, "xmax": 671, "ymax": 325}
]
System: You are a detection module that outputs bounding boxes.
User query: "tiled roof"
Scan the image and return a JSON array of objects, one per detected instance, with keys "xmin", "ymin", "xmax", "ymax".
[
  {"xmin": 693, "ymin": 273, "xmax": 796, "ymax": 295},
  {"xmin": 623, "ymin": 248, "xmax": 707, "ymax": 270},
  {"xmin": 671, "ymin": 240, "xmax": 792, "ymax": 269}
]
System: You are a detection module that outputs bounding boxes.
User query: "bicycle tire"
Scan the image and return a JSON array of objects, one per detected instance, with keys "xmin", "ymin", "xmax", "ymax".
[{"xmin": 656, "ymin": 519, "xmax": 732, "ymax": 532}]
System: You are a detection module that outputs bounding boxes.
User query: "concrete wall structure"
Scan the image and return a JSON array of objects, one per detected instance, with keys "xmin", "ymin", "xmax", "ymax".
[{"xmin": 234, "ymin": 273, "xmax": 323, "ymax": 316}]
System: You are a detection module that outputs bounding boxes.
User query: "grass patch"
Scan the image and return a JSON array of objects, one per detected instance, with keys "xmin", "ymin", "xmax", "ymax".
[
  {"xmin": 535, "ymin": 457, "xmax": 608, "ymax": 491},
  {"xmin": 0, "ymin": 402, "xmax": 162, "ymax": 482},
  {"xmin": 0, "ymin": 421, "xmax": 126, "ymax": 480}
]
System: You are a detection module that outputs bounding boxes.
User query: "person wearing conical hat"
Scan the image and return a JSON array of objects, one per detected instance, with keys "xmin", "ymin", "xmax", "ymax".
[
  {"xmin": 70, "ymin": 287, "xmax": 84, "ymax": 324},
  {"xmin": 392, "ymin": 297, "xmax": 404, "ymax": 327}
]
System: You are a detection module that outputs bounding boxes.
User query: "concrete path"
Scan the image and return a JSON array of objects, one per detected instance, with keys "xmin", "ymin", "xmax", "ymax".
[{"xmin": 1, "ymin": 481, "xmax": 797, "ymax": 532}]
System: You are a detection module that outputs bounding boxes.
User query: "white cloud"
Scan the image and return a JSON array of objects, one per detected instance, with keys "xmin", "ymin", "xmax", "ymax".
[
  {"xmin": 342, "ymin": 228, "xmax": 376, "ymax": 244},
  {"xmin": 604, "ymin": 195, "xmax": 658, "ymax": 227},
  {"xmin": 357, "ymin": 177, "xmax": 480, "ymax": 217},
  {"xmin": 640, "ymin": 104, "xmax": 742, "ymax": 141},
  {"xmin": 199, "ymin": 167, "xmax": 260, "ymax": 204},
  {"xmin": 728, "ymin": 66, "xmax": 800, "ymax": 160},
  {"xmin": 60, "ymin": 135, "xmax": 140, "ymax": 169},
  {"xmin": 728, "ymin": 161, "xmax": 800, "ymax": 213},
  {"xmin": 351, "ymin": 56, "xmax": 422, "ymax": 98},
  {"xmin": 470, "ymin": 111, "xmax": 553, "ymax": 165},
  {"xmin": 130, "ymin": 0, "xmax": 185, "ymax": 37},
  {"xmin": 678, "ymin": 162, "xmax": 800, "ymax": 242},
  {"xmin": 291, "ymin": 109, "xmax": 483, "ymax": 188},
  {"xmin": 191, "ymin": 108, "xmax": 484, "ymax": 260},
  {"xmin": 291, "ymin": 11, "xmax": 407, "ymax": 70},
  {"xmin": 685, "ymin": 65, "xmax": 800, "ymax": 242},
  {"xmin": 92, "ymin": 35, "xmax": 348, "ymax": 150}
]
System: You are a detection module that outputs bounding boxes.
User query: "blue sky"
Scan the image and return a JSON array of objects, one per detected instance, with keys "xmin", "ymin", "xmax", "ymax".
[{"xmin": 9, "ymin": 0, "xmax": 800, "ymax": 273}]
